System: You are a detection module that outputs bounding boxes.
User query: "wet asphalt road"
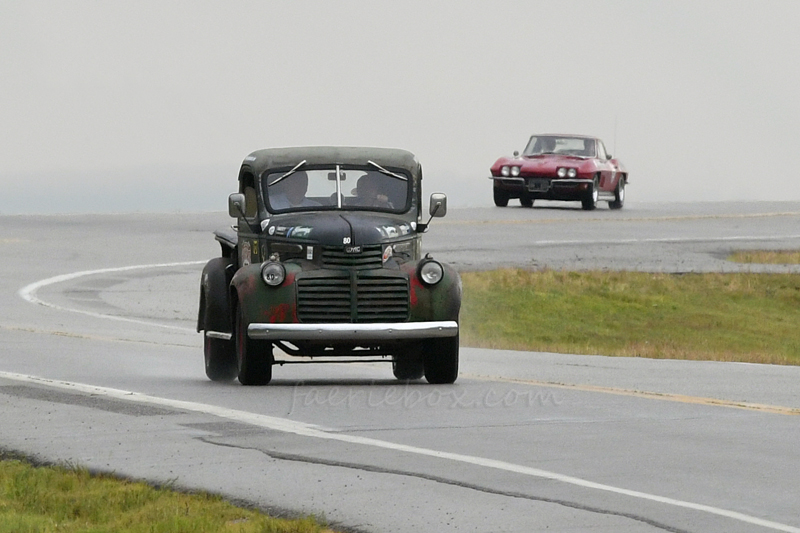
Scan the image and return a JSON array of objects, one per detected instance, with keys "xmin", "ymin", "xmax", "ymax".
[{"xmin": 1, "ymin": 202, "xmax": 799, "ymax": 533}]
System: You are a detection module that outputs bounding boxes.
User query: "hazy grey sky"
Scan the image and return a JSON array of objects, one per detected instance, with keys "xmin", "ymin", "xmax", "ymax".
[{"xmin": 2, "ymin": 1, "xmax": 799, "ymax": 213}]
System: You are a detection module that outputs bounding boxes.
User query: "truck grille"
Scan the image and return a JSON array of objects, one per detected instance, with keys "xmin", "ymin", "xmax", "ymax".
[
  {"xmin": 321, "ymin": 245, "xmax": 383, "ymax": 270},
  {"xmin": 297, "ymin": 273, "xmax": 409, "ymax": 323}
]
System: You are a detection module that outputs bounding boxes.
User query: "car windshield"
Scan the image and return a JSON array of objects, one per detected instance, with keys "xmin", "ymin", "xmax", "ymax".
[
  {"xmin": 262, "ymin": 166, "xmax": 410, "ymax": 214},
  {"xmin": 523, "ymin": 136, "xmax": 596, "ymax": 157}
]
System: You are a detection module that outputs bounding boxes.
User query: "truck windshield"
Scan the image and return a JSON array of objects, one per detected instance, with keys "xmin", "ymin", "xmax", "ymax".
[{"xmin": 263, "ymin": 168, "xmax": 410, "ymax": 214}]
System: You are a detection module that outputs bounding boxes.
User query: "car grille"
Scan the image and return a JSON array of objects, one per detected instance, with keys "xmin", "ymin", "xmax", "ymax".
[
  {"xmin": 321, "ymin": 245, "xmax": 383, "ymax": 270},
  {"xmin": 297, "ymin": 273, "xmax": 410, "ymax": 323}
]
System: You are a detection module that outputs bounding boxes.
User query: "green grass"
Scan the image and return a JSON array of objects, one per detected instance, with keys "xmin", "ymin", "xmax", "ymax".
[
  {"xmin": 0, "ymin": 453, "xmax": 336, "ymax": 533},
  {"xmin": 728, "ymin": 249, "xmax": 800, "ymax": 264},
  {"xmin": 460, "ymin": 269, "xmax": 800, "ymax": 365}
]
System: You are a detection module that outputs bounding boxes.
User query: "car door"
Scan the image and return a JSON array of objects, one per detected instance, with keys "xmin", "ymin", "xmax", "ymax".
[{"xmin": 595, "ymin": 140, "xmax": 617, "ymax": 191}]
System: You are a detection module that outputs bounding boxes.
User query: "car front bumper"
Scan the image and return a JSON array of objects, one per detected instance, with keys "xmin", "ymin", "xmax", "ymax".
[
  {"xmin": 491, "ymin": 176, "xmax": 593, "ymax": 197},
  {"xmin": 248, "ymin": 320, "xmax": 459, "ymax": 341}
]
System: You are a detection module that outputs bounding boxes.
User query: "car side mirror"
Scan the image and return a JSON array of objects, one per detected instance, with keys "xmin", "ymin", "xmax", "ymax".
[
  {"xmin": 513, "ymin": 150, "xmax": 520, "ymax": 157},
  {"xmin": 417, "ymin": 193, "xmax": 448, "ymax": 233},
  {"xmin": 606, "ymin": 154, "xmax": 612, "ymax": 160},
  {"xmin": 429, "ymin": 193, "xmax": 447, "ymax": 218},
  {"xmin": 228, "ymin": 193, "xmax": 246, "ymax": 218}
]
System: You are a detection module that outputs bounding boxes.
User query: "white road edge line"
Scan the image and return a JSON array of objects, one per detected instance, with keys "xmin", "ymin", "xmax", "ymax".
[
  {"xmin": 17, "ymin": 261, "xmax": 205, "ymax": 333},
  {"xmin": 1, "ymin": 370, "xmax": 798, "ymax": 533}
]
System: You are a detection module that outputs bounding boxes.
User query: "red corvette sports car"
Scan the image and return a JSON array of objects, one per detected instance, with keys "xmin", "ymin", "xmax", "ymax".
[{"xmin": 489, "ymin": 134, "xmax": 627, "ymax": 210}]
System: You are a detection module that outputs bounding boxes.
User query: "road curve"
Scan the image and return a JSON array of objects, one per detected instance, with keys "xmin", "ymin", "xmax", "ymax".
[{"xmin": 1, "ymin": 202, "xmax": 799, "ymax": 533}]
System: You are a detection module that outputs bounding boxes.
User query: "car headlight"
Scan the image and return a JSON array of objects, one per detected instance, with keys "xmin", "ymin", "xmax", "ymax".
[
  {"xmin": 510, "ymin": 166, "xmax": 520, "ymax": 177},
  {"xmin": 501, "ymin": 166, "xmax": 510, "ymax": 177},
  {"xmin": 261, "ymin": 261, "xmax": 286, "ymax": 287},
  {"xmin": 557, "ymin": 167, "xmax": 567, "ymax": 178},
  {"xmin": 418, "ymin": 259, "xmax": 444, "ymax": 286},
  {"xmin": 567, "ymin": 168, "xmax": 577, "ymax": 178}
]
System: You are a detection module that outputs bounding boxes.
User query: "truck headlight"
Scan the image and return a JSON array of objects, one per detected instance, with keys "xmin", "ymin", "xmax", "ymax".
[
  {"xmin": 567, "ymin": 168, "xmax": 577, "ymax": 178},
  {"xmin": 510, "ymin": 166, "xmax": 520, "ymax": 177},
  {"xmin": 418, "ymin": 259, "xmax": 444, "ymax": 286},
  {"xmin": 501, "ymin": 165, "xmax": 510, "ymax": 177},
  {"xmin": 261, "ymin": 262, "xmax": 286, "ymax": 287}
]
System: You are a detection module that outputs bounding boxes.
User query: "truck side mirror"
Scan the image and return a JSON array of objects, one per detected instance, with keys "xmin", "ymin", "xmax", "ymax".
[
  {"xmin": 429, "ymin": 193, "xmax": 447, "ymax": 218},
  {"xmin": 228, "ymin": 193, "xmax": 246, "ymax": 218}
]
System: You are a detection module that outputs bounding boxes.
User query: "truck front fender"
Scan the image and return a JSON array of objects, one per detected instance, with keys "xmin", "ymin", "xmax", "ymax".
[
  {"xmin": 402, "ymin": 261, "xmax": 462, "ymax": 323},
  {"xmin": 231, "ymin": 262, "xmax": 301, "ymax": 327},
  {"xmin": 198, "ymin": 257, "xmax": 235, "ymax": 333}
]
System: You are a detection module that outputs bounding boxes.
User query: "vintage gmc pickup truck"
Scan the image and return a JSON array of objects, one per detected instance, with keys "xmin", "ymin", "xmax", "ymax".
[{"xmin": 197, "ymin": 146, "xmax": 461, "ymax": 385}]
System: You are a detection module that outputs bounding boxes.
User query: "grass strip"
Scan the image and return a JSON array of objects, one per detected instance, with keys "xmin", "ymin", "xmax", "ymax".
[
  {"xmin": 460, "ymin": 269, "xmax": 800, "ymax": 365},
  {"xmin": 728, "ymin": 250, "xmax": 800, "ymax": 264},
  {"xmin": 0, "ymin": 453, "xmax": 337, "ymax": 533}
]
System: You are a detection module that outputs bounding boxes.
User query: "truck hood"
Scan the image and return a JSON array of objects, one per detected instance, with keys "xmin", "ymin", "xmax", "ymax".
[{"xmin": 263, "ymin": 212, "xmax": 415, "ymax": 246}]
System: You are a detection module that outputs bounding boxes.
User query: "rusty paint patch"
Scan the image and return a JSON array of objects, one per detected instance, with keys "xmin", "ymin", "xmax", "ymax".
[{"xmin": 265, "ymin": 302, "xmax": 294, "ymax": 323}]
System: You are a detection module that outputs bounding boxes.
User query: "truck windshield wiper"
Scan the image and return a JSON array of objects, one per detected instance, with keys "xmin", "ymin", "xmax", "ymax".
[
  {"xmin": 270, "ymin": 160, "xmax": 307, "ymax": 187},
  {"xmin": 367, "ymin": 160, "xmax": 407, "ymax": 181}
]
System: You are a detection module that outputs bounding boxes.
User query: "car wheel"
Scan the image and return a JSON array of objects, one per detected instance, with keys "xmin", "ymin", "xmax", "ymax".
[
  {"xmin": 392, "ymin": 347, "xmax": 424, "ymax": 380},
  {"xmin": 582, "ymin": 176, "xmax": 599, "ymax": 210},
  {"xmin": 235, "ymin": 305, "xmax": 273, "ymax": 386},
  {"xmin": 609, "ymin": 177, "xmax": 625, "ymax": 210},
  {"xmin": 520, "ymin": 195, "xmax": 533, "ymax": 208},
  {"xmin": 493, "ymin": 187, "xmax": 510, "ymax": 207},
  {"xmin": 422, "ymin": 335, "xmax": 459, "ymax": 384},
  {"xmin": 204, "ymin": 335, "xmax": 237, "ymax": 381}
]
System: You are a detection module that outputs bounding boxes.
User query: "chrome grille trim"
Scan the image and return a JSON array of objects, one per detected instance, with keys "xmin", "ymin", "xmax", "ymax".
[{"xmin": 321, "ymin": 245, "xmax": 383, "ymax": 270}]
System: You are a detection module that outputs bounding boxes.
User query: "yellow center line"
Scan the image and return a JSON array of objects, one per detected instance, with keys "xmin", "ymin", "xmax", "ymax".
[{"xmin": 463, "ymin": 374, "xmax": 800, "ymax": 415}]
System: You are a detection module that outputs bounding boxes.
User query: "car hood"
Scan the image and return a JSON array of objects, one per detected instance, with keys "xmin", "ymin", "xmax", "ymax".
[
  {"xmin": 521, "ymin": 155, "xmax": 590, "ymax": 170},
  {"xmin": 492, "ymin": 154, "xmax": 591, "ymax": 172},
  {"xmin": 262, "ymin": 212, "xmax": 415, "ymax": 246}
]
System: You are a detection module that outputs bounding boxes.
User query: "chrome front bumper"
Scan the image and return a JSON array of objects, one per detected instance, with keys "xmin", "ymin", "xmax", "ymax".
[
  {"xmin": 489, "ymin": 176, "xmax": 524, "ymax": 186},
  {"xmin": 248, "ymin": 321, "xmax": 459, "ymax": 341}
]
